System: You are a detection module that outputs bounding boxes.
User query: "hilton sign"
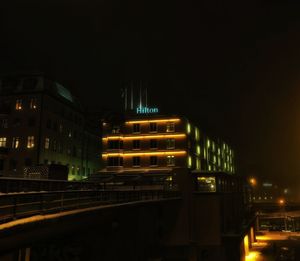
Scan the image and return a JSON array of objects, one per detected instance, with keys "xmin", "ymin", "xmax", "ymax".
[{"xmin": 136, "ymin": 106, "xmax": 159, "ymax": 114}]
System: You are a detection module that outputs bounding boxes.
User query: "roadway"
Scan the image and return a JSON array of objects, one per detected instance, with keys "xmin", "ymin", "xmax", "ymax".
[{"xmin": 247, "ymin": 232, "xmax": 300, "ymax": 261}]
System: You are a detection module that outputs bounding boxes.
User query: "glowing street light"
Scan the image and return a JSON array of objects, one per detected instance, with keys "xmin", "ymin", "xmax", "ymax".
[
  {"xmin": 249, "ymin": 178, "xmax": 257, "ymax": 186},
  {"xmin": 278, "ymin": 198, "xmax": 285, "ymax": 205}
]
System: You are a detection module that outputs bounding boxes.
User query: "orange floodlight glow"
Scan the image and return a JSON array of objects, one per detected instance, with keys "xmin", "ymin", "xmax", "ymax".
[
  {"xmin": 125, "ymin": 118, "xmax": 181, "ymax": 124},
  {"xmin": 102, "ymin": 133, "xmax": 186, "ymax": 141},
  {"xmin": 102, "ymin": 150, "xmax": 186, "ymax": 158}
]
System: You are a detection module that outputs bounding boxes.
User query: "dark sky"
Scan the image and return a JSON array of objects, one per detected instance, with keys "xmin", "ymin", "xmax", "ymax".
[{"xmin": 1, "ymin": 0, "xmax": 300, "ymax": 186}]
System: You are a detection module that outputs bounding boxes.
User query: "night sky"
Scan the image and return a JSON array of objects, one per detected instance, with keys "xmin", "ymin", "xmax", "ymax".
[{"xmin": 1, "ymin": 0, "xmax": 300, "ymax": 187}]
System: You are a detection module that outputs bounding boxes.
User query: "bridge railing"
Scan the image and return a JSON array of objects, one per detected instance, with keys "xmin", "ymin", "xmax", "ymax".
[{"xmin": 0, "ymin": 190, "xmax": 180, "ymax": 225}]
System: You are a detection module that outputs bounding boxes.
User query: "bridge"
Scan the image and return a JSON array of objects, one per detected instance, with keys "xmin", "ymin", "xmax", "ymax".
[
  {"xmin": 0, "ymin": 176, "xmax": 181, "ymax": 261},
  {"xmin": 0, "ymin": 170, "xmax": 255, "ymax": 261}
]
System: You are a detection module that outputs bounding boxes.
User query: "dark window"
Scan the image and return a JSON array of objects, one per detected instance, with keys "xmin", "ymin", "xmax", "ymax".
[
  {"xmin": 44, "ymin": 159, "xmax": 48, "ymax": 165},
  {"xmin": 24, "ymin": 158, "xmax": 32, "ymax": 167},
  {"xmin": 53, "ymin": 121, "xmax": 58, "ymax": 131},
  {"xmin": 72, "ymin": 146, "xmax": 77, "ymax": 157},
  {"xmin": 13, "ymin": 118, "xmax": 21, "ymax": 127},
  {"xmin": 28, "ymin": 117, "xmax": 36, "ymax": 127},
  {"xmin": 132, "ymin": 156, "xmax": 140, "ymax": 166},
  {"xmin": 150, "ymin": 122, "xmax": 157, "ymax": 132},
  {"xmin": 23, "ymin": 78, "xmax": 37, "ymax": 90},
  {"xmin": 108, "ymin": 140, "xmax": 122, "ymax": 149},
  {"xmin": 46, "ymin": 119, "xmax": 52, "ymax": 129},
  {"xmin": 166, "ymin": 139, "xmax": 175, "ymax": 149},
  {"xmin": 133, "ymin": 124, "xmax": 140, "ymax": 133},
  {"xmin": 150, "ymin": 139, "xmax": 158, "ymax": 149},
  {"xmin": 107, "ymin": 157, "xmax": 123, "ymax": 166},
  {"xmin": 133, "ymin": 140, "xmax": 140, "ymax": 149},
  {"xmin": 0, "ymin": 159, "xmax": 4, "ymax": 171},
  {"xmin": 0, "ymin": 119, "xmax": 8, "ymax": 128},
  {"xmin": 9, "ymin": 159, "xmax": 17, "ymax": 170},
  {"xmin": 150, "ymin": 156, "xmax": 158, "ymax": 166}
]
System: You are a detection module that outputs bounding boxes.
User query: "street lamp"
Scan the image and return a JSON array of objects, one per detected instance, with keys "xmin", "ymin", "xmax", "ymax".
[{"xmin": 249, "ymin": 178, "xmax": 257, "ymax": 186}]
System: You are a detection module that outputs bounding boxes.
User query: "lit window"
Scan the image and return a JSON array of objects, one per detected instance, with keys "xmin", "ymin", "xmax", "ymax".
[
  {"xmin": 132, "ymin": 156, "xmax": 141, "ymax": 167},
  {"xmin": 166, "ymin": 122, "xmax": 175, "ymax": 132},
  {"xmin": 15, "ymin": 99, "xmax": 22, "ymax": 110},
  {"xmin": 68, "ymin": 131, "xmax": 72, "ymax": 138},
  {"xmin": 188, "ymin": 156, "xmax": 192, "ymax": 168},
  {"xmin": 195, "ymin": 127, "xmax": 199, "ymax": 141},
  {"xmin": 186, "ymin": 123, "xmax": 191, "ymax": 134},
  {"xmin": 29, "ymin": 98, "xmax": 37, "ymax": 109},
  {"xmin": 196, "ymin": 177, "xmax": 216, "ymax": 192},
  {"xmin": 196, "ymin": 145, "xmax": 200, "ymax": 155},
  {"xmin": 0, "ymin": 137, "xmax": 7, "ymax": 147},
  {"xmin": 12, "ymin": 137, "xmax": 20, "ymax": 148},
  {"xmin": 207, "ymin": 139, "xmax": 210, "ymax": 148},
  {"xmin": 166, "ymin": 155, "xmax": 175, "ymax": 166},
  {"xmin": 166, "ymin": 139, "xmax": 175, "ymax": 149},
  {"xmin": 45, "ymin": 138, "xmax": 50, "ymax": 149},
  {"xmin": 150, "ymin": 156, "xmax": 158, "ymax": 166},
  {"xmin": 196, "ymin": 158, "xmax": 201, "ymax": 170},
  {"xmin": 133, "ymin": 123, "xmax": 140, "ymax": 133},
  {"xmin": 27, "ymin": 136, "xmax": 35, "ymax": 148},
  {"xmin": 150, "ymin": 122, "xmax": 157, "ymax": 132},
  {"xmin": 133, "ymin": 140, "xmax": 140, "ymax": 150}
]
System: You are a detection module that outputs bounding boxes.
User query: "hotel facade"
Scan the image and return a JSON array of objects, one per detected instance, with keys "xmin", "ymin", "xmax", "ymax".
[{"xmin": 102, "ymin": 113, "xmax": 235, "ymax": 174}]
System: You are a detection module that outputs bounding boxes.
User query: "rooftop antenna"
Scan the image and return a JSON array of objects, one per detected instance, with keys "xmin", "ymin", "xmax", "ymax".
[
  {"xmin": 139, "ymin": 81, "xmax": 142, "ymax": 108},
  {"xmin": 130, "ymin": 83, "xmax": 133, "ymax": 110}
]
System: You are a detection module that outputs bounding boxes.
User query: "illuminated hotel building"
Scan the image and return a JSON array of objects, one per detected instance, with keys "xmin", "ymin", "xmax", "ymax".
[{"xmin": 102, "ymin": 114, "xmax": 235, "ymax": 174}]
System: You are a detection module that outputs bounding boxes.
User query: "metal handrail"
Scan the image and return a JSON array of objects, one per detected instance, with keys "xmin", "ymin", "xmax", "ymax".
[{"xmin": 0, "ymin": 189, "xmax": 180, "ymax": 225}]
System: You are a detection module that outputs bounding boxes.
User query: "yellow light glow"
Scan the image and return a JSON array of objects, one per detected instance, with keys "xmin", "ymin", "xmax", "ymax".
[
  {"xmin": 125, "ymin": 118, "xmax": 181, "ymax": 124},
  {"xmin": 102, "ymin": 150, "xmax": 186, "ymax": 157},
  {"xmin": 102, "ymin": 133, "xmax": 186, "ymax": 141}
]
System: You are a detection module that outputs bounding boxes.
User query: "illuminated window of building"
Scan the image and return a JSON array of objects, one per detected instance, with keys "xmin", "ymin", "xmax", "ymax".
[
  {"xmin": 12, "ymin": 137, "xmax": 20, "ymax": 149},
  {"xmin": 15, "ymin": 99, "xmax": 22, "ymax": 110},
  {"xmin": 188, "ymin": 156, "xmax": 192, "ymax": 168},
  {"xmin": 208, "ymin": 165, "xmax": 212, "ymax": 171},
  {"xmin": 150, "ymin": 122, "xmax": 157, "ymax": 132},
  {"xmin": 133, "ymin": 140, "xmax": 140, "ymax": 150},
  {"xmin": 44, "ymin": 138, "xmax": 50, "ymax": 149},
  {"xmin": 218, "ymin": 148, "xmax": 221, "ymax": 155},
  {"xmin": 150, "ymin": 139, "xmax": 158, "ymax": 149},
  {"xmin": 27, "ymin": 136, "xmax": 35, "ymax": 148},
  {"xmin": 132, "ymin": 156, "xmax": 141, "ymax": 167},
  {"xmin": 203, "ymin": 149, "xmax": 206, "ymax": 159},
  {"xmin": 186, "ymin": 123, "xmax": 191, "ymax": 134},
  {"xmin": 71, "ymin": 165, "xmax": 75, "ymax": 175},
  {"xmin": 29, "ymin": 98, "xmax": 37, "ymax": 109},
  {"xmin": 166, "ymin": 155, "xmax": 175, "ymax": 166},
  {"xmin": 0, "ymin": 119, "xmax": 8, "ymax": 128},
  {"xmin": 196, "ymin": 177, "xmax": 216, "ymax": 192},
  {"xmin": 196, "ymin": 145, "xmax": 200, "ymax": 155},
  {"xmin": 150, "ymin": 156, "xmax": 158, "ymax": 166},
  {"xmin": 196, "ymin": 158, "xmax": 201, "ymax": 170},
  {"xmin": 166, "ymin": 122, "xmax": 175, "ymax": 132},
  {"xmin": 0, "ymin": 137, "xmax": 7, "ymax": 147},
  {"xmin": 68, "ymin": 131, "xmax": 72, "ymax": 138},
  {"xmin": 213, "ymin": 155, "xmax": 216, "ymax": 164},
  {"xmin": 195, "ymin": 127, "xmax": 199, "ymax": 141},
  {"xmin": 166, "ymin": 138, "xmax": 175, "ymax": 149},
  {"xmin": 133, "ymin": 123, "xmax": 140, "ymax": 133},
  {"xmin": 212, "ymin": 142, "xmax": 215, "ymax": 152},
  {"xmin": 207, "ymin": 139, "xmax": 210, "ymax": 148}
]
